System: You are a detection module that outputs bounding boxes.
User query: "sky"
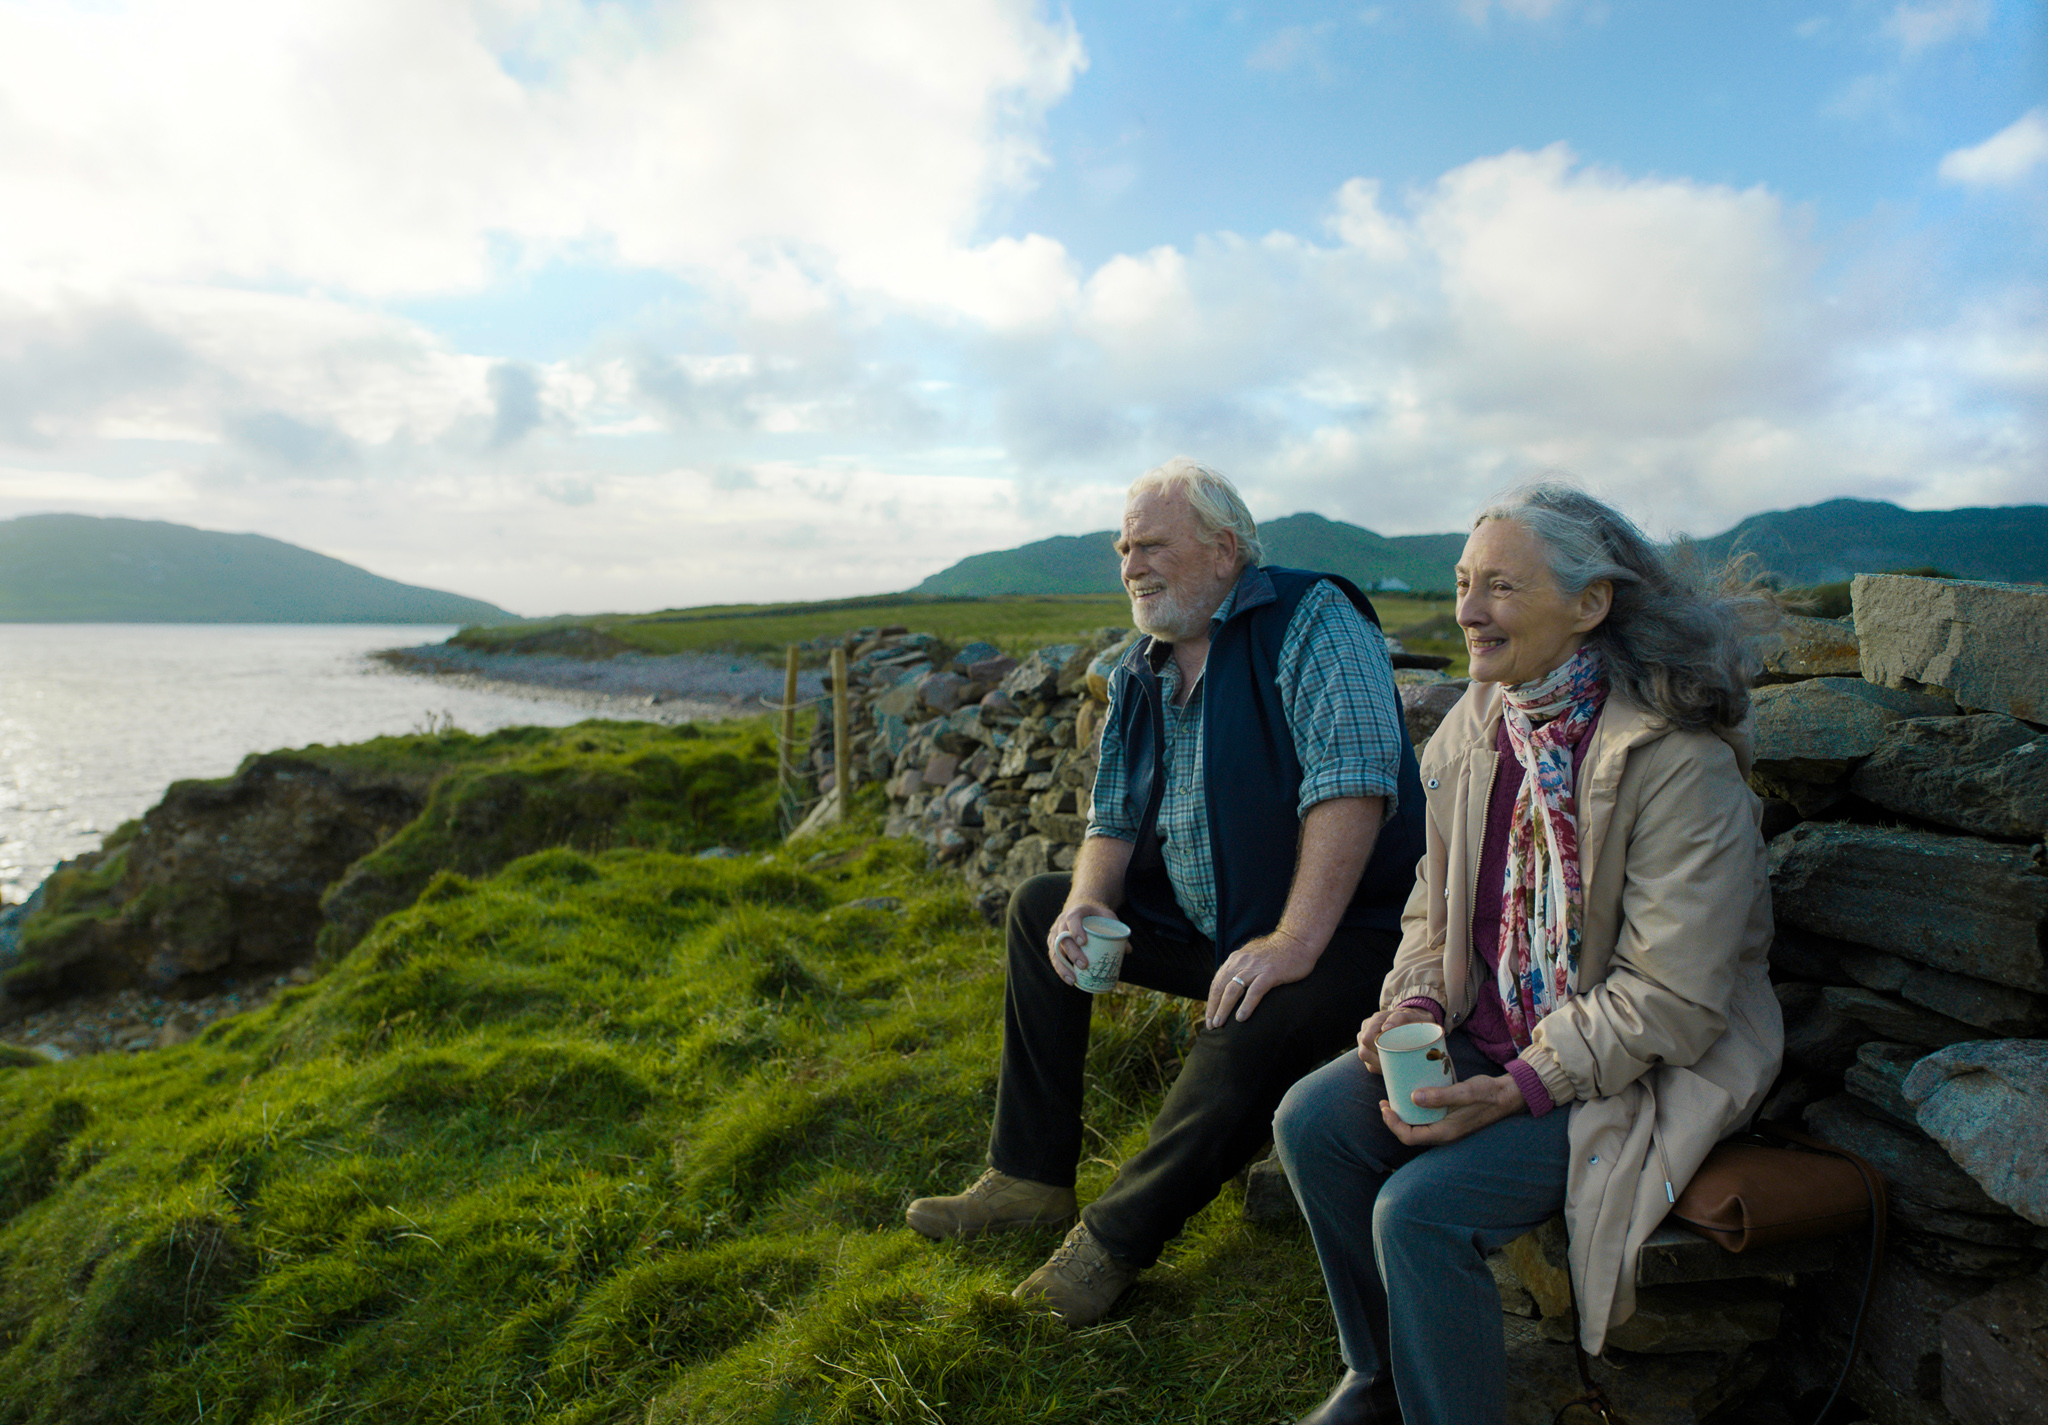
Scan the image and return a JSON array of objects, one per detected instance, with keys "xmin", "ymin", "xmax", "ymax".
[{"xmin": 0, "ymin": 0, "xmax": 2042, "ymax": 616}]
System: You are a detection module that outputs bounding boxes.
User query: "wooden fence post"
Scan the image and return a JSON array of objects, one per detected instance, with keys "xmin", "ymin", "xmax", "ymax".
[{"xmin": 830, "ymin": 646, "xmax": 850, "ymax": 818}]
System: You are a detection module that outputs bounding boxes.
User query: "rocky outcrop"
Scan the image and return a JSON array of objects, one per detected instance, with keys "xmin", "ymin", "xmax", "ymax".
[{"xmin": 5, "ymin": 756, "xmax": 426, "ymax": 1001}]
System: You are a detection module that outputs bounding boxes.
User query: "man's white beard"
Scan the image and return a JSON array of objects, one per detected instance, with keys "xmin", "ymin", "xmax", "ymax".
[{"xmin": 1129, "ymin": 583, "xmax": 1214, "ymax": 643}]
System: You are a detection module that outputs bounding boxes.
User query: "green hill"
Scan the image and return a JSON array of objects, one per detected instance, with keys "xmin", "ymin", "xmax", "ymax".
[
  {"xmin": 913, "ymin": 500, "xmax": 2048, "ymax": 597},
  {"xmin": 913, "ymin": 512, "xmax": 1469, "ymax": 595},
  {"xmin": 1693, "ymin": 498, "xmax": 2048, "ymax": 587},
  {"xmin": 0, "ymin": 514, "xmax": 517, "ymax": 623}
]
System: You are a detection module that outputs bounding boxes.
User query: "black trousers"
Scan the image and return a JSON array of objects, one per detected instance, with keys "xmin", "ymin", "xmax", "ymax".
[{"xmin": 988, "ymin": 873, "xmax": 1396, "ymax": 1268}]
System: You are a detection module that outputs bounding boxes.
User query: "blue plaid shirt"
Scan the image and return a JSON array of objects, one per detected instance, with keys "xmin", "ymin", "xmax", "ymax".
[{"xmin": 1086, "ymin": 570, "xmax": 1406, "ymax": 942}]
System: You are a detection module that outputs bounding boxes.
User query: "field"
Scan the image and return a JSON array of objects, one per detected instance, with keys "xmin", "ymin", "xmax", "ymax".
[
  {"xmin": 0, "ymin": 718, "xmax": 1347, "ymax": 1425},
  {"xmin": 448, "ymin": 593, "xmax": 1466, "ymax": 676}
]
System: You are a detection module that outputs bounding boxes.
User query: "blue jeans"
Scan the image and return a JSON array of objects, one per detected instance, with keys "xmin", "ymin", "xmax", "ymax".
[{"xmin": 1272, "ymin": 1034, "xmax": 1573, "ymax": 1425}]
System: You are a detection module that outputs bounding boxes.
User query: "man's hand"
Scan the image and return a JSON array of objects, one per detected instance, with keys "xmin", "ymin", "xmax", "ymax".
[
  {"xmin": 1047, "ymin": 898, "xmax": 1119, "ymax": 986},
  {"xmin": 1354, "ymin": 1005, "xmax": 1436, "ymax": 1073},
  {"xmin": 1381, "ymin": 1073, "xmax": 1527, "ymax": 1146},
  {"xmin": 1205, "ymin": 928, "xmax": 1323, "ymax": 1027}
]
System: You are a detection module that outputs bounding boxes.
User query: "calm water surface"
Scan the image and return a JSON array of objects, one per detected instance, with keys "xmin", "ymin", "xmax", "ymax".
[{"xmin": 0, "ymin": 625, "xmax": 665, "ymax": 904}]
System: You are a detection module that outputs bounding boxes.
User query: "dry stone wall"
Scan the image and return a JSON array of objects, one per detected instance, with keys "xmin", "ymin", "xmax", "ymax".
[{"xmin": 797, "ymin": 572, "xmax": 2047, "ymax": 1425}]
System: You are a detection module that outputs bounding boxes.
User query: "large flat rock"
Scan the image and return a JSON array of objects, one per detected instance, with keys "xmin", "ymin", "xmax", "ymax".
[
  {"xmin": 1850, "ymin": 714, "xmax": 2048, "ymax": 841},
  {"xmin": 1855, "ymin": 573, "xmax": 2048, "ymax": 722},
  {"xmin": 1768, "ymin": 823, "xmax": 2048, "ymax": 992},
  {"xmin": 1904, "ymin": 1040, "xmax": 2048, "ymax": 1227},
  {"xmin": 1839, "ymin": 946, "xmax": 2048, "ymax": 1035},
  {"xmin": 1824, "ymin": 985, "xmax": 1985, "ymax": 1049},
  {"xmin": 1752, "ymin": 678, "xmax": 1954, "ymax": 780}
]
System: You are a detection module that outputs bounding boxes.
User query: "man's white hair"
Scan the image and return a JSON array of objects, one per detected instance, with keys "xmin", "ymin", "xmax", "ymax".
[{"xmin": 1128, "ymin": 456, "xmax": 1264, "ymax": 569}]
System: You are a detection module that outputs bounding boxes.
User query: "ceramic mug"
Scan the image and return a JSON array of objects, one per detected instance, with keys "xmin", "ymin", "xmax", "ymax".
[
  {"xmin": 1067, "ymin": 915, "xmax": 1130, "ymax": 995},
  {"xmin": 1377, "ymin": 1020, "xmax": 1457, "ymax": 1125}
]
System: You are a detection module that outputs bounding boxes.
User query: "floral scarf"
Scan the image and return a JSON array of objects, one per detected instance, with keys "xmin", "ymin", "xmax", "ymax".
[{"xmin": 1497, "ymin": 646, "xmax": 1608, "ymax": 1047}]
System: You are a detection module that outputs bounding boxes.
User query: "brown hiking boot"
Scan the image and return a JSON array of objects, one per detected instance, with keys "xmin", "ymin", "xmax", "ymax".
[
  {"xmin": 904, "ymin": 1169, "xmax": 1077, "ymax": 1240},
  {"xmin": 1010, "ymin": 1223, "xmax": 1138, "ymax": 1326}
]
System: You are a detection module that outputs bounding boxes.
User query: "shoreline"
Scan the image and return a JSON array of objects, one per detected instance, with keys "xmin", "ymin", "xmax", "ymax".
[{"xmin": 372, "ymin": 643, "xmax": 828, "ymax": 725}]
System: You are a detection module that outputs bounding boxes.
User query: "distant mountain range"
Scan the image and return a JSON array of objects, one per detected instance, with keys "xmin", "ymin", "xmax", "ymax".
[
  {"xmin": 916, "ymin": 513, "xmax": 1468, "ymax": 595},
  {"xmin": 915, "ymin": 500, "xmax": 2048, "ymax": 595},
  {"xmin": 0, "ymin": 514, "xmax": 517, "ymax": 624}
]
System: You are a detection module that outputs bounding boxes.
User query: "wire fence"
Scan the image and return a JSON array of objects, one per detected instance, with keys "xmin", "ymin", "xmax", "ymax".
[{"xmin": 765, "ymin": 645, "xmax": 852, "ymax": 840}]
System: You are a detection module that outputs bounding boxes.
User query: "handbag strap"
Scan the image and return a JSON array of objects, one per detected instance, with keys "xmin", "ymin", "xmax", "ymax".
[{"xmin": 1752, "ymin": 1122, "xmax": 1889, "ymax": 1424}]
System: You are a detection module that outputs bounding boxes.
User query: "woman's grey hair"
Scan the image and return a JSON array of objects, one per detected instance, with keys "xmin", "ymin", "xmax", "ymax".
[
  {"xmin": 1130, "ymin": 456, "xmax": 1265, "ymax": 568},
  {"xmin": 1475, "ymin": 482, "xmax": 1777, "ymax": 730}
]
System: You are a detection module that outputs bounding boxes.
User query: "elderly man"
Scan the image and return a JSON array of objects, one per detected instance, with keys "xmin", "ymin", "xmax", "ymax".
[{"xmin": 906, "ymin": 457, "xmax": 1425, "ymax": 1326}]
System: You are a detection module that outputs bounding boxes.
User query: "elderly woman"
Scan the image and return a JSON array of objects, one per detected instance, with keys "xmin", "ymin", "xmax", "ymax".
[{"xmin": 1272, "ymin": 484, "xmax": 1783, "ymax": 1425}]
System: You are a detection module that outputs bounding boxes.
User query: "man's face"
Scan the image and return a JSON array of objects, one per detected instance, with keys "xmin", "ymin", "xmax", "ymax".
[{"xmin": 1116, "ymin": 489, "xmax": 1240, "ymax": 642}]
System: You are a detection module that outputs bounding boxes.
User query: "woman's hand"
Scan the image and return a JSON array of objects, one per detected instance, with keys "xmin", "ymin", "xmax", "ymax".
[
  {"xmin": 1355, "ymin": 1006, "xmax": 1435, "ymax": 1073},
  {"xmin": 1382, "ymin": 1074, "xmax": 1528, "ymax": 1146}
]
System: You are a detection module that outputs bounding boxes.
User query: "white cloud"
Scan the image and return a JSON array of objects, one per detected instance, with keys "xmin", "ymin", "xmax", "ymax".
[
  {"xmin": 1416, "ymin": 145, "xmax": 1808, "ymax": 431},
  {"xmin": 1939, "ymin": 109, "xmax": 2048, "ymax": 187},
  {"xmin": 1881, "ymin": 0, "xmax": 1990, "ymax": 56},
  {"xmin": 0, "ymin": 0, "xmax": 1085, "ymax": 319}
]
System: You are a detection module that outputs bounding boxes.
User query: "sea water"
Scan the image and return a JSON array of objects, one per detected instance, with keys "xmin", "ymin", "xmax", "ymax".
[{"xmin": 0, "ymin": 625, "xmax": 671, "ymax": 904}]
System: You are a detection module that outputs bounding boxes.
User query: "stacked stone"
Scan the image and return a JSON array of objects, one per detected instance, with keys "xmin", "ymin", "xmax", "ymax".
[
  {"xmin": 1746, "ymin": 576, "xmax": 2048, "ymax": 1425},
  {"xmin": 804, "ymin": 625, "xmax": 1465, "ymax": 922}
]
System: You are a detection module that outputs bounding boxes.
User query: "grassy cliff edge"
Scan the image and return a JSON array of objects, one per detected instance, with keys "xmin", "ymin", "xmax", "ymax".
[{"xmin": 0, "ymin": 722, "xmax": 1334, "ymax": 1424}]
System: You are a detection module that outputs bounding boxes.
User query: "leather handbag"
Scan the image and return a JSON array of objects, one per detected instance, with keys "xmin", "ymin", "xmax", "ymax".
[
  {"xmin": 1554, "ymin": 1123, "xmax": 1888, "ymax": 1425},
  {"xmin": 1670, "ymin": 1123, "xmax": 1887, "ymax": 1251}
]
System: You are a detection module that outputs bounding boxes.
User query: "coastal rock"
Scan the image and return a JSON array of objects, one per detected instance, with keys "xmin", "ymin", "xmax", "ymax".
[
  {"xmin": 1854, "ymin": 573, "xmax": 2048, "ymax": 723},
  {"xmin": 1754, "ymin": 614, "xmax": 1862, "ymax": 684},
  {"xmin": 6, "ymin": 757, "xmax": 424, "ymax": 998},
  {"xmin": 1903, "ymin": 1040, "xmax": 2048, "ymax": 1226},
  {"xmin": 1849, "ymin": 715, "xmax": 2048, "ymax": 841},
  {"xmin": 1768, "ymin": 823, "xmax": 2048, "ymax": 992}
]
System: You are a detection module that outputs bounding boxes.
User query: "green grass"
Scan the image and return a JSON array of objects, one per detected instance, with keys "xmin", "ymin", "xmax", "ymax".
[
  {"xmin": 0, "ymin": 728, "xmax": 1346, "ymax": 1425},
  {"xmin": 450, "ymin": 596, "xmax": 1139, "ymax": 664},
  {"xmin": 12, "ymin": 723, "xmax": 786, "ymax": 997},
  {"xmin": 450, "ymin": 592, "xmax": 1457, "ymax": 675}
]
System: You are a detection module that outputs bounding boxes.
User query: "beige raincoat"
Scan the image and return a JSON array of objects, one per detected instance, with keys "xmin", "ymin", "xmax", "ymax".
[{"xmin": 1381, "ymin": 683, "xmax": 1783, "ymax": 1351}]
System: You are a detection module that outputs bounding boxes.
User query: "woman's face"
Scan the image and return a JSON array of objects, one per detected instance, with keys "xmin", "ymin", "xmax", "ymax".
[{"xmin": 1455, "ymin": 518, "xmax": 1610, "ymax": 687}]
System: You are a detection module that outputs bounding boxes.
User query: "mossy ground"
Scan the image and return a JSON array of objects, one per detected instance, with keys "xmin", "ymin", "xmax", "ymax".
[{"xmin": 0, "ymin": 723, "xmax": 1343, "ymax": 1424}]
